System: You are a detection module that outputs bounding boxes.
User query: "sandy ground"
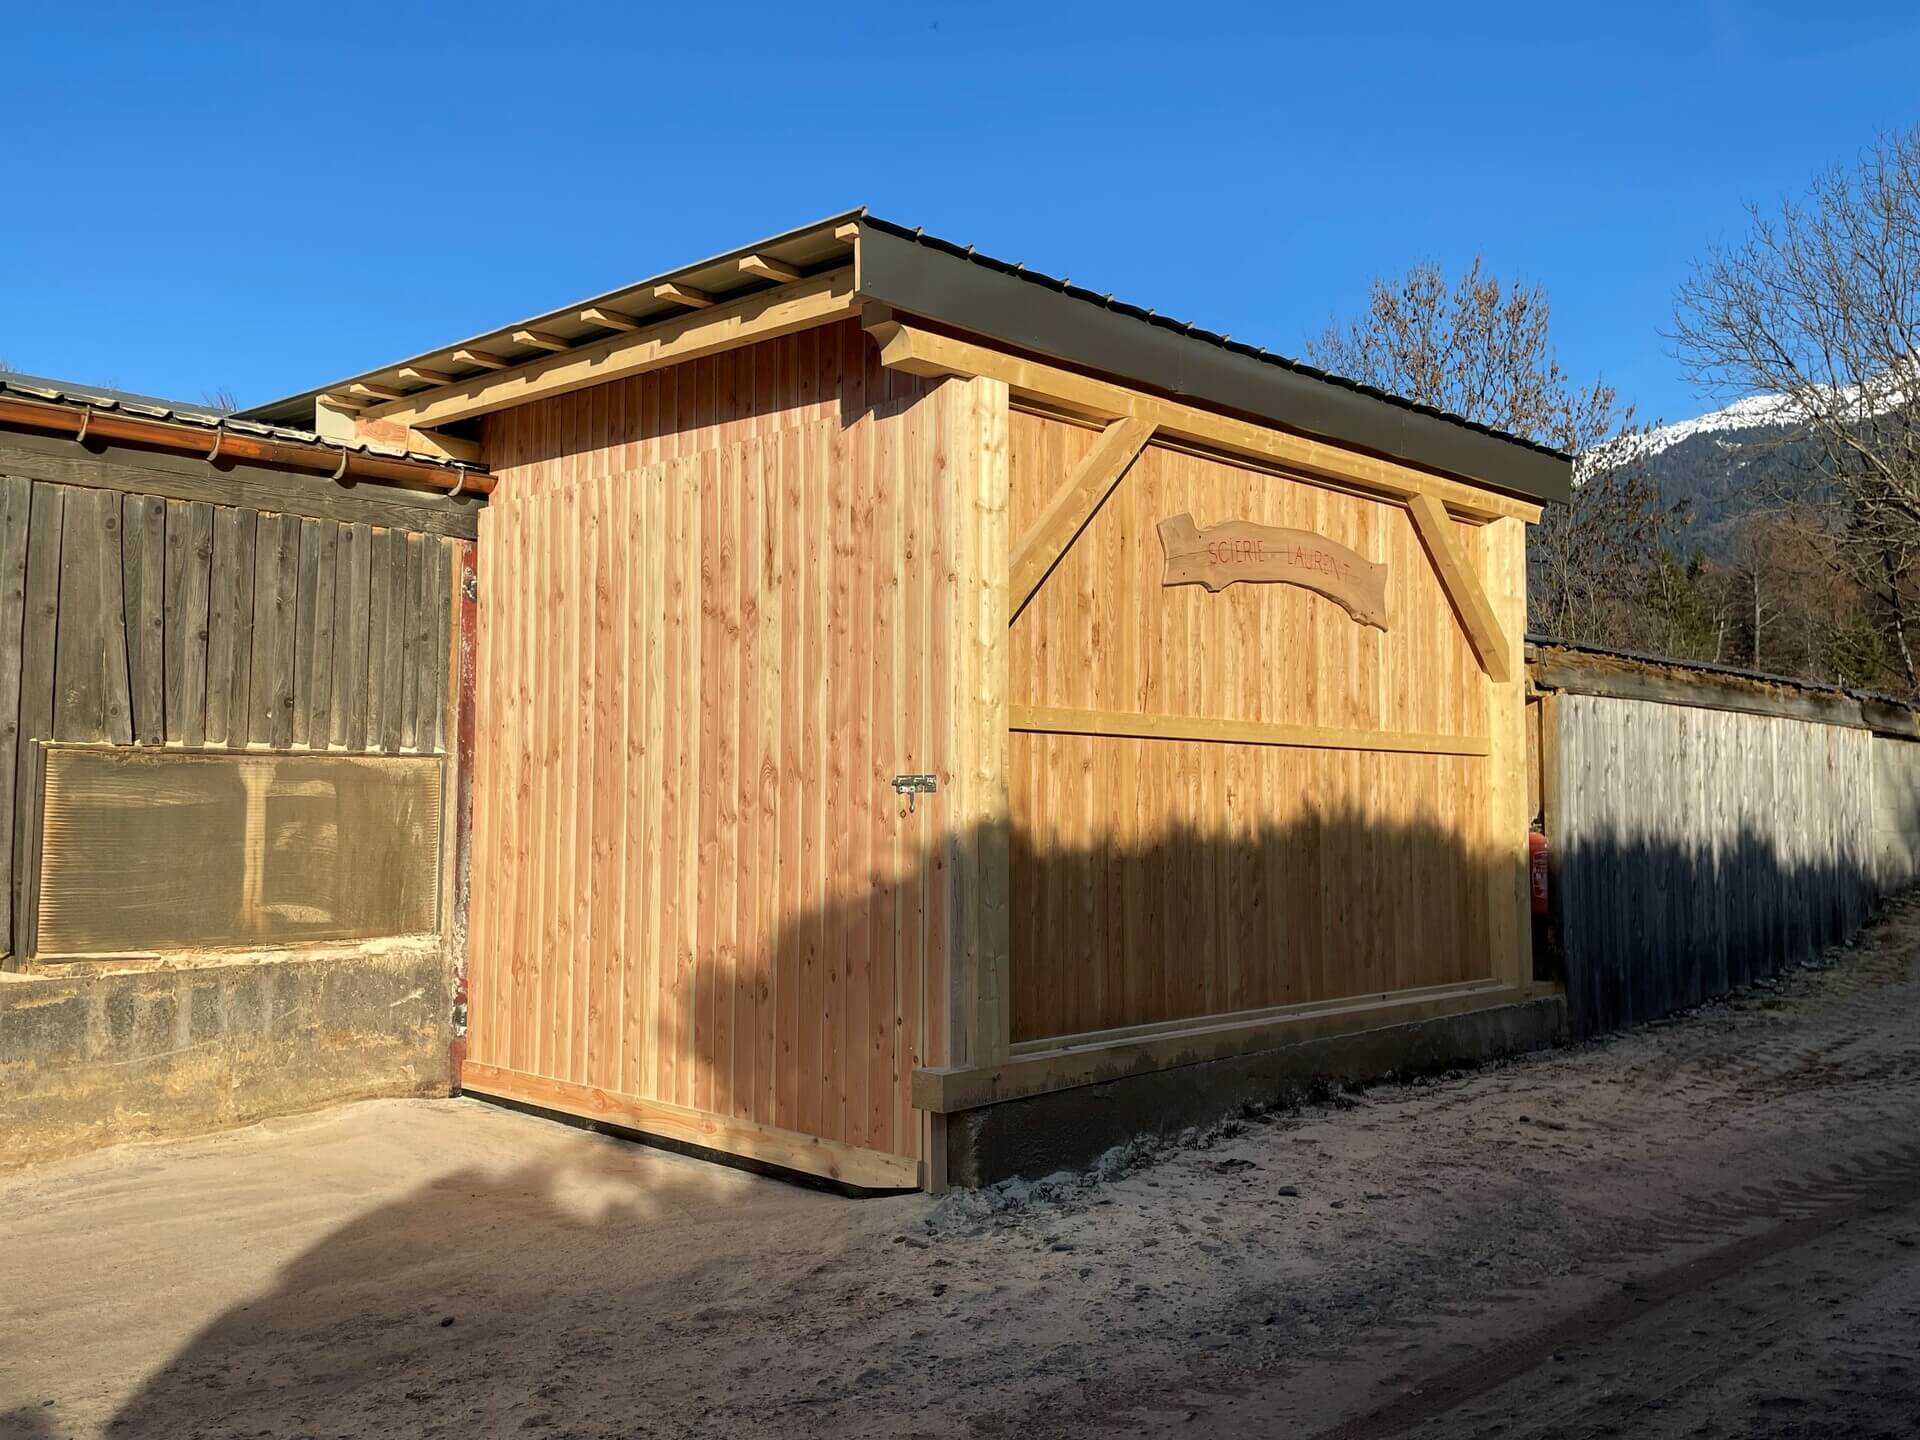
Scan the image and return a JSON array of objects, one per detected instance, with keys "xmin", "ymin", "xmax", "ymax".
[{"xmin": 5, "ymin": 900, "xmax": 1920, "ymax": 1439}]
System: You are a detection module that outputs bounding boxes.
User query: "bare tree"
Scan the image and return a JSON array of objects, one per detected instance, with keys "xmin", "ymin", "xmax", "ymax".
[
  {"xmin": 1307, "ymin": 258, "xmax": 1668, "ymax": 642},
  {"xmin": 201, "ymin": 387, "xmax": 240, "ymax": 416},
  {"xmin": 1673, "ymin": 127, "xmax": 1920, "ymax": 692}
]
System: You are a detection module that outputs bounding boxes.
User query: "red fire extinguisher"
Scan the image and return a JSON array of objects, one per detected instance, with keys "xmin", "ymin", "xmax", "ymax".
[{"xmin": 1528, "ymin": 830, "xmax": 1549, "ymax": 916}]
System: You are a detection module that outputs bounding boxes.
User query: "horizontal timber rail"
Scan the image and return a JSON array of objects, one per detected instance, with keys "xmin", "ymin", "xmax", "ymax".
[
  {"xmin": 865, "ymin": 316, "xmax": 1541, "ymax": 525},
  {"xmin": 1009, "ymin": 704, "xmax": 1491, "ymax": 757},
  {"xmin": 913, "ymin": 979, "xmax": 1531, "ymax": 1113},
  {"xmin": 0, "ymin": 394, "xmax": 493, "ymax": 498}
]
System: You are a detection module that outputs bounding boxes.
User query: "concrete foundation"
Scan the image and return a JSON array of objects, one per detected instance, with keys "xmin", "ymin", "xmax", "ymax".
[
  {"xmin": 0, "ymin": 939, "xmax": 451, "ymax": 1168},
  {"xmin": 943, "ymin": 995, "xmax": 1569, "ymax": 1187}
]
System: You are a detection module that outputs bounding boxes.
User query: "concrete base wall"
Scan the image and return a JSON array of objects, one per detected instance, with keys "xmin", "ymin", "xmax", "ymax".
[
  {"xmin": 944, "ymin": 996, "xmax": 1568, "ymax": 1188},
  {"xmin": 0, "ymin": 939, "xmax": 451, "ymax": 1168}
]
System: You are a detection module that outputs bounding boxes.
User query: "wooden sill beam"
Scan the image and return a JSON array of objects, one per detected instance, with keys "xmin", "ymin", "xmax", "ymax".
[
  {"xmin": 914, "ymin": 980, "xmax": 1527, "ymax": 1113},
  {"xmin": 865, "ymin": 319, "xmax": 1541, "ymax": 525},
  {"xmin": 1009, "ymin": 415, "xmax": 1155, "ymax": 617},
  {"xmin": 362, "ymin": 267, "xmax": 857, "ymax": 431},
  {"xmin": 1405, "ymin": 492, "xmax": 1513, "ymax": 682}
]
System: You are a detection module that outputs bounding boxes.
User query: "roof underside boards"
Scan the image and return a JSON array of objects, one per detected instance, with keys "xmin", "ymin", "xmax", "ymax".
[{"xmin": 243, "ymin": 212, "xmax": 1572, "ymax": 505}]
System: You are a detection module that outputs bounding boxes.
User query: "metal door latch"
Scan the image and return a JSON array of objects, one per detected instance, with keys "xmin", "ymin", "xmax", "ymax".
[{"xmin": 892, "ymin": 774, "xmax": 937, "ymax": 813}]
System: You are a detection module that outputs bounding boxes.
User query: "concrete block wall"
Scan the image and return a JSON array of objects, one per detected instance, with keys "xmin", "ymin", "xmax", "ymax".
[{"xmin": 0, "ymin": 940, "xmax": 450, "ymax": 1168}]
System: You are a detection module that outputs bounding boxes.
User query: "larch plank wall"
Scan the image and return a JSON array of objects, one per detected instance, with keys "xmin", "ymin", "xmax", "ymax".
[
  {"xmin": 465, "ymin": 320, "xmax": 958, "ymax": 1182},
  {"xmin": 1006, "ymin": 408, "xmax": 1511, "ymax": 1044},
  {"xmin": 0, "ymin": 471, "xmax": 455, "ymax": 960},
  {"xmin": 1550, "ymin": 692, "xmax": 1876, "ymax": 1037}
]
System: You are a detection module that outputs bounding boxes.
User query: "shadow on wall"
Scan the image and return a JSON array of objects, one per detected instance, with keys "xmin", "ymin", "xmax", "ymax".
[
  {"xmin": 1553, "ymin": 825, "xmax": 1878, "ymax": 1038},
  {"xmin": 467, "ymin": 800, "xmax": 1523, "ymax": 1172}
]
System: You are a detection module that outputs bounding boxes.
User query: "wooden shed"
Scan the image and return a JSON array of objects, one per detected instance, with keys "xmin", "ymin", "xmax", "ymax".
[{"xmin": 245, "ymin": 213, "xmax": 1572, "ymax": 1189}]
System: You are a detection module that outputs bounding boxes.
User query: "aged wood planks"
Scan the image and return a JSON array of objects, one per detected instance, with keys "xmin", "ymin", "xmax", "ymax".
[{"xmin": 1550, "ymin": 693, "xmax": 1876, "ymax": 1036}]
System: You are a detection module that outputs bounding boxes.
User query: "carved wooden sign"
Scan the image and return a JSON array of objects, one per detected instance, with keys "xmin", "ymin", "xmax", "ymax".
[{"xmin": 1157, "ymin": 513, "xmax": 1389, "ymax": 630}]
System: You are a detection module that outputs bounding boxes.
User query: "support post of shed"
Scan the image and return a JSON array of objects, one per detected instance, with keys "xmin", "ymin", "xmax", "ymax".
[
  {"xmin": 945, "ymin": 373, "xmax": 1013, "ymax": 1072},
  {"xmin": 1482, "ymin": 516, "xmax": 1533, "ymax": 991}
]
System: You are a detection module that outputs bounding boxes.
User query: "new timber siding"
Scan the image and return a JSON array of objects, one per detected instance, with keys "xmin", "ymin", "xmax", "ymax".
[
  {"xmin": 464, "ymin": 322, "xmax": 978, "ymax": 1186},
  {"xmin": 1006, "ymin": 407, "xmax": 1528, "ymax": 1044}
]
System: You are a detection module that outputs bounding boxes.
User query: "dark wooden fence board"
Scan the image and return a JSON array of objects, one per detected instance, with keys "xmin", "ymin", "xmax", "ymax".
[
  {"xmin": 13, "ymin": 483, "xmax": 63, "ymax": 955},
  {"xmin": 0, "ymin": 477, "xmax": 31, "ymax": 958},
  {"xmin": 123, "ymin": 495, "xmax": 167, "ymax": 745}
]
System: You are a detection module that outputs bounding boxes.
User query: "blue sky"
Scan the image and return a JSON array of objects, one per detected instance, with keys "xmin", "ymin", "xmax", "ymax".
[{"xmin": 5, "ymin": 1, "xmax": 1918, "ymax": 428}]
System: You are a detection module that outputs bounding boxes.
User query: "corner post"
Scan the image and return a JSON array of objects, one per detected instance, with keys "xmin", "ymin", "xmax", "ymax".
[
  {"xmin": 1482, "ymin": 515, "xmax": 1532, "ymax": 991},
  {"xmin": 946, "ymin": 373, "xmax": 1012, "ymax": 1069}
]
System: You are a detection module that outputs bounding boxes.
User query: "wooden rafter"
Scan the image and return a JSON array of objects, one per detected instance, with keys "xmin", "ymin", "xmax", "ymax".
[
  {"xmin": 580, "ymin": 306, "xmax": 639, "ymax": 331},
  {"xmin": 739, "ymin": 254, "xmax": 801, "ymax": 285},
  {"xmin": 452, "ymin": 347, "xmax": 511, "ymax": 371},
  {"xmin": 511, "ymin": 329, "xmax": 569, "ymax": 353},
  {"xmin": 397, "ymin": 366, "xmax": 455, "ymax": 387},
  {"xmin": 865, "ymin": 319, "xmax": 1541, "ymax": 525},
  {"xmin": 650, "ymin": 281, "xmax": 715, "ymax": 309},
  {"xmin": 361, "ymin": 268, "xmax": 857, "ymax": 432},
  {"xmin": 1405, "ymin": 492, "xmax": 1513, "ymax": 682},
  {"xmin": 1009, "ymin": 415, "xmax": 1155, "ymax": 618},
  {"xmin": 348, "ymin": 381, "xmax": 406, "ymax": 402}
]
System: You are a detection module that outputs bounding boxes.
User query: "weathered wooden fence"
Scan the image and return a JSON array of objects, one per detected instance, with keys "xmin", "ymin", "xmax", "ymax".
[
  {"xmin": 0, "ymin": 439, "xmax": 468, "ymax": 961},
  {"xmin": 1533, "ymin": 645, "xmax": 1920, "ymax": 1036}
]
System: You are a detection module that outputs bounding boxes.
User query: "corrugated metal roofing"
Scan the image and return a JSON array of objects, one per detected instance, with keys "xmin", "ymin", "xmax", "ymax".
[{"xmin": 0, "ymin": 371, "xmax": 475, "ymax": 471}]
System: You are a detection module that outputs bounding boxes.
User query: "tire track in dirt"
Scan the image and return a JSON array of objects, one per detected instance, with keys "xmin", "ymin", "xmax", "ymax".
[{"xmin": 1309, "ymin": 1142, "xmax": 1920, "ymax": 1440}]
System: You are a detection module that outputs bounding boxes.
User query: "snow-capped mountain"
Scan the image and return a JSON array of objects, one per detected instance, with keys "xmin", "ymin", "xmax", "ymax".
[{"xmin": 1584, "ymin": 393, "xmax": 1831, "ymax": 557}]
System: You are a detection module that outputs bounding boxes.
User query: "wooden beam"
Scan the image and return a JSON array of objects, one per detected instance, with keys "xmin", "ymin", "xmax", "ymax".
[
  {"xmin": 462, "ymin": 1062, "xmax": 919, "ymax": 1189},
  {"xmin": 834, "ymin": 222, "xmax": 860, "ymax": 242},
  {"xmin": 403, "ymin": 430, "xmax": 482, "ymax": 466},
  {"xmin": 913, "ymin": 980, "xmax": 1526, "ymax": 1113},
  {"xmin": 739, "ymin": 254, "xmax": 801, "ymax": 285},
  {"xmin": 650, "ymin": 281, "xmax": 715, "ymax": 309},
  {"xmin": 364, "ymin": 268, "xmax": 857, "ymax": 431},
  {"xmin": 579, "ymin": 306, "xmax": 640, "ymax": 332},
  {"xmin": 1009, "ymin": 416, "xmax": 1154, "ymax": 616},
  {"xmin": 452, "ymin": 347, "xmax": 511, "ymax": 371},
  {"xmin": 318, "ymin": 392, "xmax": 367, "ymax": 413},
  {"xmin": 511, "ymin": 329, "xmax": 569, "ymax": 353},
  {"xmin": 1010, "ymin": 704, "xmax": 1491, "ymax": 757},
  {"xmin": 945, "ymin": 375, "xmax": 1013, "ymax": 1071},
  {"xmin": 349, "ymin": 381, "xmax": 407, "ymax": 403},
  {"xmin": 1405, "ymin": 492, "xmax": 1512, "ymax": 682},
  {"xmin": 865, "ymin": 319, "xmax": 1542, "ymax": 525},
  {"xmin": 397, "ymin": 366, "xmax": 455, "ymax": 388}
]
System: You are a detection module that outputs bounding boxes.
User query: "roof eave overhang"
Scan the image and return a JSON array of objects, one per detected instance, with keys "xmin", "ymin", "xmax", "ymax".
[{"xmin": 854, "ymin": 222, "xmax": 1571, "ymax": 507}]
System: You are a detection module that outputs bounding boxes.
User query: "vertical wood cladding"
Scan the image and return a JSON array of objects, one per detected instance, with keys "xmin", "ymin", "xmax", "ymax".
[
  {"xmin": 467, "ymin": 322, "xmax": 955, "ymax": 1173},
  {"xmin": 0, "ymin": 470, "xmax": 457, "ymax": 959},
  {"xmin": 1005, "ymin": 407, "xmax": 1509, "ymax": 1043}
]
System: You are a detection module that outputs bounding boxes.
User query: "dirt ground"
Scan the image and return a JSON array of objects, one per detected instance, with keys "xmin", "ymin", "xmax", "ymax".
[{"xmin": 6, "ymin": 900, "xmax": 1920, "ymax": 1439}]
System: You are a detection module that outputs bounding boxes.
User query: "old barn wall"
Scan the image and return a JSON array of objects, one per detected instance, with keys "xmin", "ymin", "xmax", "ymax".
[
  {"xmin": 0, "ymin": 431, "xmax": 472, "ymax": 1166},
  {"xmin": 1546, "ymin": 691, "xmax": 1878, "ymax": 1036}
]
